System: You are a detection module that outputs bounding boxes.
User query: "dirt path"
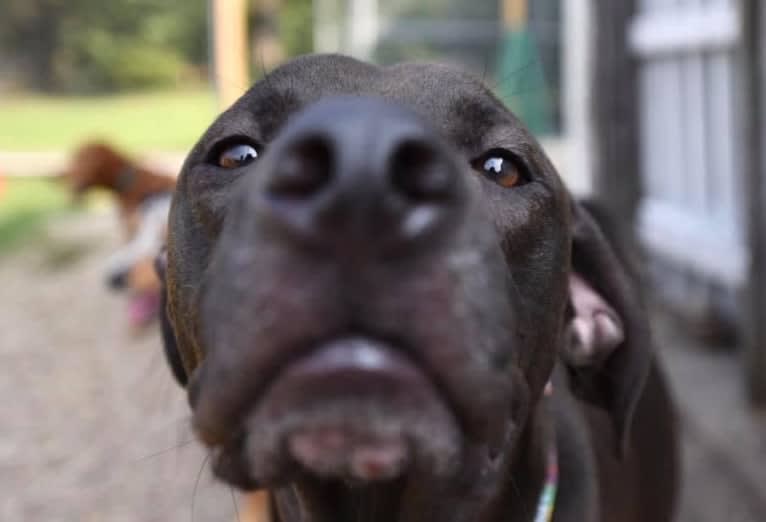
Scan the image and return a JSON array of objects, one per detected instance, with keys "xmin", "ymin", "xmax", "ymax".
[
  {"xmin": 1, "ymin": 211, "xmax": 764, "ymax": 521},
  {"xmin": 0, "ymin": 212, "xmax": 238, "ymax": 521}
]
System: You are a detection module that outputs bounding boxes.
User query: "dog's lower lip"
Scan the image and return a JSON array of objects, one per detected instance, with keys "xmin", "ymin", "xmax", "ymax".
[{"xmin": 240, "ymin": 337, "xmax": 462, "ymax": 482}]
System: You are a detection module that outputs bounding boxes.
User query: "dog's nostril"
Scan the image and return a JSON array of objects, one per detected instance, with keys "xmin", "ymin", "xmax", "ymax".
[
  {"xmin": 390, "ymin": 140, "xmax": 453, "ymax": 203},
  {"xmin": 267, "ymin": 137, "xmax": 333, "ymax": 199},
  {"xmin": 107, "ymin": 270, "xmax": 128, "ymax": 290}
]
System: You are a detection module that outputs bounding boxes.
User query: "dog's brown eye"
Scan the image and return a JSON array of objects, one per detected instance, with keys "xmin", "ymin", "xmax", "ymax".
[
  {"xmin": 218, "ymin": 144, "xmax": 259, "ymax": 169},
  {"xmin": 472, "ymin": 151, "xmax": 526, "ymax": 188}
]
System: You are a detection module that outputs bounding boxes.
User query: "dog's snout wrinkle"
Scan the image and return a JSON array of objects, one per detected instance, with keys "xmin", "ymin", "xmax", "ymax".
[{"xmin": 255, "ymin": 97, "xmax": 463, "ymax": 255}]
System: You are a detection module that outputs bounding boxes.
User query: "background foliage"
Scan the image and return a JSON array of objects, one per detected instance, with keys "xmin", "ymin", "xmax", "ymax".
[{"xmin": 0, "ymin": 0, "xmax": 314, "ymax": 93}]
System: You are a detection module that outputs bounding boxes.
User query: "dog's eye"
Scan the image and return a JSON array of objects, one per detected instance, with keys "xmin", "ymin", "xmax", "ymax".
[
  {"xmin": 217, "ymin": 143, "xmax": 259, "ymax": 169},
  {"xmin": 472, "ymin": 150, "xmax": 527, "ymax": 188}
]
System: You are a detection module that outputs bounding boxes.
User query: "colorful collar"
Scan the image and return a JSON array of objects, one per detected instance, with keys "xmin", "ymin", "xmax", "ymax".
[
  {"xmin": 533, "ymin": 441, "xmax": 558, "ymax": 522},
  {"xmin": 533, "ymin": 382, "xmax": 558, "ymax": 522}
]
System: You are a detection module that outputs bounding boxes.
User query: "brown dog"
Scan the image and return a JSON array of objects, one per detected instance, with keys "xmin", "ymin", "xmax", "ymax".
[
  {"xmin": 64, "ymin": 142, "xmax": 175, "ymax": 218},
  {"xmin": 63, "ymin": 142, "xmax": 176, "ymax": 327},
  {"xmin": 160, "ymin": 55, "xmax": 678, "ymax": 522}
]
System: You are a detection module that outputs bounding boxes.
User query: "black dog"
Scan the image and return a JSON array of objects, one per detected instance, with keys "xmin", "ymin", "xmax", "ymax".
[{"xmin": 159, "ymin": 55, "xmax": 678, "ymax": 522}]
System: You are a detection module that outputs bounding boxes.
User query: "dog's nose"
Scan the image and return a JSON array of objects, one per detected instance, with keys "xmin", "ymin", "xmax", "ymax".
[
  {"xmin": 256, "ymin": 97, "xmax": 464, "ymax": 255},
  {"xmin": 107, "ymin": 269, "xmax": 128, "ymax": 291}
]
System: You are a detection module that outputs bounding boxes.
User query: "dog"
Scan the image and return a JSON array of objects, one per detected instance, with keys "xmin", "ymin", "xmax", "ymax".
[
  {"xmin": 158, "ymin": 55, "xmax": 679, "ymax": 522},
  {"xmin": 63, "ymin": 142, "xmax": 176, "ymax": 217},
  {"xmin": 105, "ymin": 192, "xmax": 172, "ymax": 327},
  {"xmin": 62, "ymin": 142, "xmax": 175, "ymax": 328}
]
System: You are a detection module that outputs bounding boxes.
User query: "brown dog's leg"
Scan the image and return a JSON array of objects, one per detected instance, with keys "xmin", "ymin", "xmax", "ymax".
[{"xmin": 240, "ymin": 490, "xmax": 272, "ymax": 522}]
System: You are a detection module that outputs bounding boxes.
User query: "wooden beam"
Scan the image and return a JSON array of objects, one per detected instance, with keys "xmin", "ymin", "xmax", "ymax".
[
  {"xmin": 591, "ymin": 0, "xmax": 640, "ymax": 233},
  {"xmin": 741, "ymin": 0, "xmax": 766, "ymax": 405},
  {"xmin": 629, "ymin": 5, "xmax": 740, "ymax": 58},
  {"xmin": 240, "ymin": 490, "xmax": 272, "ymax": 522},
  {"xmin": 211, "ymin": 0, "xmax": 250, "ymax": 109},
  {"xmin": 638, "ymin": 199, "xmax": 747, "ymax": 287}
]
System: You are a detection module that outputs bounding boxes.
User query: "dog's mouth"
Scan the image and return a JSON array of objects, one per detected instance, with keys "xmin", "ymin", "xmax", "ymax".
[{"xmin": 203, "ymin": 336, "xmax": 462, "ymax": 488}]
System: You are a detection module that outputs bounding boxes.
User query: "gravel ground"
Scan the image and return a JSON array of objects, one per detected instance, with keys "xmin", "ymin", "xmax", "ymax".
[
  {"xmin": 1, "ymin": 211, "xmax": 764, "ymax": 521},
  {"xmin": 1, "ymin": 212, "xmax": 238, "ymax": 521}
]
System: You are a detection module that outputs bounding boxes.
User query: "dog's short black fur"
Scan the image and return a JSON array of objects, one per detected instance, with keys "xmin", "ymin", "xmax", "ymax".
[{"xmin": 159, "ymin": 55, "xmax": 678, "ymax": 522}]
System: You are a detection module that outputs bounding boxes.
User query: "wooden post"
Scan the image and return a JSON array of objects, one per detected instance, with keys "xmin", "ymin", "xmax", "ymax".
[
  {"xmin": 591, "ymin": 0, "xmax": 640, "ymax": 232},
  {"xmin": 741, "ymin": 0, "xmax": 766, "ymax": 405},
  {"xmin": 240, "ymin": 490, "xmax": 272, "ymax": 522},
  {"xmin": 562, "ymin": 0, "xmax": 595, "ymax": 195},
  {"xmin": 211, "ymin": 0, "xmax": 250, "ymax": 109},
  {"xmin": 501, "ymin": 0, "xmax": 527, "ymax": 30}
]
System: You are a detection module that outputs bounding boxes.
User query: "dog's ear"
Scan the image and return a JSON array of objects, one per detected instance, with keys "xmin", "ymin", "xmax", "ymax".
[
  {"xmin": 155, "ymin": 249, "xmax": 188, "ymax": 387},
  {"xmin": 565, "ymin": 200, "xmax": 651, "ymax": 455},
  {"xmin": 565, "ymin": 272, "xmax": 624, "ymax": 367}
]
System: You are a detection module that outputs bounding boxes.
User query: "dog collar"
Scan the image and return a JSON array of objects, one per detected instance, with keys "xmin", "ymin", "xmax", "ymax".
[
  {"xmin": 533, "ymin": 383, "xmax": 558, "ymax": 522},
  {"xmin": 533, "ymin": 443, "xmax": 558, "ymax": 522},
  {"xmin": 115, "ymin": 165, "xmax": 137, "ymax": 193}
]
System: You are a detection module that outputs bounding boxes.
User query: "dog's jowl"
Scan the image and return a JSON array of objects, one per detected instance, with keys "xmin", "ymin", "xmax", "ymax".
[{"xmin": 159, "ymin": 55, "xmax": 678, "ymax": 522}]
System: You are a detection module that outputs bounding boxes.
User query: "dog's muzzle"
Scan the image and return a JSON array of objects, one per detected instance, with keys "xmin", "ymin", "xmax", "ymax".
[{"xmin": 190, "ymin": 98, "xmax": 514, "ymax": 489}]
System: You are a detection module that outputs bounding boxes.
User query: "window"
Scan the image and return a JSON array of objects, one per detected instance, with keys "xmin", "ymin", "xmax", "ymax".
[{"xmin": 315, "ymin": 0, "xmax": 563, "ymax": 135}]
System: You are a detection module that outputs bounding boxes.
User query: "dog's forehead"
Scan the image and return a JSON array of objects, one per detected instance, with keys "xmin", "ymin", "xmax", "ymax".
[{"xmin": 230, "ymin": 54, "xmax": 515, "ymax": 148}]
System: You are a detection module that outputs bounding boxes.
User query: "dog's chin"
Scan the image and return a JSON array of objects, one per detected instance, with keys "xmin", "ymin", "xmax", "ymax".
[{"xmin": 212, "ymin": 338, "xmax": 462, "ymax": 489}]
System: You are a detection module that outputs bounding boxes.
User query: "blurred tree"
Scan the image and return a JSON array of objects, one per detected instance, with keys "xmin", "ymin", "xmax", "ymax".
[
  {"xmin": 278, "ymin": 0, "xmax": 313, "ymax": 58},
  {"xmin": 0, "ymin": 0, "xmax": 207, "ymax": 92},
  {"xmin": 0, "ymin": 0, "xmax": 68, "ymax": 91},
  {"xmin": 381, "ymin": 0, "xmax": 497, "ymax": 18}
]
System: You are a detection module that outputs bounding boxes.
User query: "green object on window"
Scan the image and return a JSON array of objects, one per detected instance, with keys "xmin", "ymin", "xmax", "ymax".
[{"xmin": 496, "ymin": 28, "xmax": 555, "ymax": 136}]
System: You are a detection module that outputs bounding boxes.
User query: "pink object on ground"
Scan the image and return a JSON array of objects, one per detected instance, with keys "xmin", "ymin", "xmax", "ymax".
[{"xmin": 128, "ymin": 291, "xmax": 161, "ymax": 328}]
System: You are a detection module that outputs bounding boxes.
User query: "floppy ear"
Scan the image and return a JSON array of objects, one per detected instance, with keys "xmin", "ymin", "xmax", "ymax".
[
  {"xmin": 565, "ymin": 200, "xmax": 651, "ymax": 455},
  {"xmin": 155, "ymin": 249, "xmax": 188, "ymax": 387},
  {"xmin": 565, "ymin": 272, "xmax": 624, "ymax": 368}
]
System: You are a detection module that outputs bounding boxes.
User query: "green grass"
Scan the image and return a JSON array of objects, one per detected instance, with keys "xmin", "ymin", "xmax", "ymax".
[
  {"xmin": 0, "ymin": 88, "xmax": 218, "ymax": 152},
  {"xmin": 0, "ymin": 176, "xmax": 73, "ymax": 254}
]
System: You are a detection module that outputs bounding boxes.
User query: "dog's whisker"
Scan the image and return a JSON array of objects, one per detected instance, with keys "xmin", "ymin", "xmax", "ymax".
[
  {"xmin": 208, "ymin": 73, "xmax": 255, "ymax": 96},
  {"xmin": 488, "ymin": 58, "xmax": 539, "ymax": 92},
  {"xmin": 480, "ymin": 50, "xmax": 491, "ymax": 85},
  {"xmin": 504, "ymin": 83, "xmax": 548, "ymax": 101},
  {"xmin": 190, "ymin": 452, "xmax": 211, "ymax": 522},
  {"xmin": 230, "ymin": 486, "xmax": 241, "ymax": 522},
  {"xmin": 134, "ymin": 438, "xmax": 196, "ymax": 463},
  {"xmin": 258, "ymin": 50, "xmax": 279, "ymax": 101},
  {"xmin": 508, "ymin": 476, "xmax": 532, "ymax": 521},
  {"xmin": 356, "ymin": 492, "xmax": 363, "ymax": 522},
  {"xmin": 368, "ymin": 488, "xmax": 375, "ymax": 522},
  {"xmin": 140, "ymin": 349, "xmax": 170, "ymax": 412}
]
